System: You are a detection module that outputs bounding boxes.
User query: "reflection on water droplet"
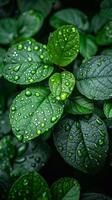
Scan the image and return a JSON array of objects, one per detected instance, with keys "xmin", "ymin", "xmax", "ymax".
[
  {"xmin": 98, "ymin": 139, "xmax": 104, "ymax": 145},
  {"xmin": 51, "ymin": 116, "xmax": 57, "ymax": 122},
  {"xmin": 13, "ymin": 65, "xmax": 20, "ymax": 72},
  {"xmin": 14, "ymin": 75, "xmax": 20, "ymax": 81},
  {"xmin": 25, "ymin": 90, "xmax": 32, "ymax": 97},
  {"xmin": 11, "ymin": 106, "xmax": 16, "ymax": 111},
  {"xmin": 96, "ymin": 118, "xmax": 103, "ymax": 125},
  {"xmin": 60, "ymin": 92, "xmax": 68, "ymax": 101},
  {"xmin": 17, "ymin": 44, "xmax": 23, "ymax": 50}
]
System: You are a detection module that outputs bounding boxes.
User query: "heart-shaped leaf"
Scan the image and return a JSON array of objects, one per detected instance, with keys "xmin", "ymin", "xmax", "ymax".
[
  {"xmin": 53, "ymin": 115, "xmax": 109, "ymax": 173},
  {"xmin": 49, "ymin": 71, "xmax": 75, "ymax": 101},
  {"xmin": 10, "ymin": 87, "xmax": 64, "ymax": 142},
  {"xmin": 17, "ymin": 10, "xmax": 44, "ymax": 39},
  {"xmin": 0, "ymin": 18, "xmax": 17, "ymax": 44},
  {"xmin": 47, "ymin": 25, "xmax": 79, "ymax": 66},
  {"xmin": 8, "ymin": 171, "xmax": 51, "ymax": 200},
  {"xmin": 51, "ymin": 177, "xmax": 80, "ymax": 200},
  {"xmin": 50, "ymin": 8, "xmax": 89, "ymax": 31},
  {"xmin": 76, "ymin": 55, "xmax": 112, "ymax": 100},
  {"xmin": 3, "ymin": 39, "xmax": 54, "ymax": 85}
]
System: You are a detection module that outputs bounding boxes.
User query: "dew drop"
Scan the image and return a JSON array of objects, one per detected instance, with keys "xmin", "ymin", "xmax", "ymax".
[
  {"xmin": 37, "ymin": 130, "xmax": 42, "ymax": 135},
  {"xmin": 25, "ymin": 90, "xmax": 32, "ymax": 97},
  {"xmin": 35, "ymin": 92, "xmax": 40, "ymax": 97},
  {"xmin": 17, "ymin": 44, "xmax": 23, "ymax": 50},
  {"xmin": 96, "ymin": 118, "xmax": 103, "ymax": 125},
  {"xmin": 77, "ymin": 149, "xmax": 82, "ymax": 157},
  {"xmin": 60, "ymin": 92, "xmax": 68, "ymax": 101},
  {"xmin": 11, "ymin": 106, "xmax": 16, "ymax": 111},
  {"xmin": 98, "ymin": 139, "xmax": 104, "ymax": 145},
  {"xmin": 14, "ymin": 75, "xmax": 20, "ymax": 81},
  {"xmin": 51, "ymin": 116, "xmax": 57, "ymax": 122},
  {"xmin": 41, "ymin": 123, "xmax": 45, "ymax": 127},
  {"xmin": 13, "ymin": 65, "xmax": 20, "ymax": 72}
]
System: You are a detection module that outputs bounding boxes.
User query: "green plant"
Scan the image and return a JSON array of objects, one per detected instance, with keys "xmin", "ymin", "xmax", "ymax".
[{"xmin": 0, "ymin": 0, "xmax": 112, "ymax": 199}]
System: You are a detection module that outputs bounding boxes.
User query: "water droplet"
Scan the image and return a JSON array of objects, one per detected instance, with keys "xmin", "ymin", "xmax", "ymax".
[
  {"xmin": 34, "ymin": 46, "xmax": 39, "ymax": 50},
  {"xmin": 40, "ymin": 54, "xmax": 44, "ymax": 59},
  {"xmin": 16, "ymin": 135, "xmax": 23, "ymax": 142},
  {"xmin": 25, "ymin": 90, "xmax": 32, "ymax": 97},
  {"xmin": 77, "ymin": 149, "xmax": 82, "ymax": 157},
  {"xmin": 59, "ymin": 31, "xmax": 62, "ymax": 35},
  {"xmin": 23, "ymin": 179, "xmax": 28, "ymax": 186},
  {"xmin": 13, "ymin": 65, "xmax": 20, "ymax": 72},
  {"xmin": 44, "ymin": 65, "xmax": 48, "ymax": 69},
  {"xmin": 37, "ymin": 130, "xmax": 42, "ymax": 135},
  {"xmin": 96, "ymin": 118, "xmax": 103, "ymax": 125},
  {"xmin": 35, "ymin": 92, "xmax": 40, "ymax": 97},
  {"xmin": 29, "ymin": 78, "xmax": 34, "ymax": 83},
  {"xmin": 51, "ymin": 116, "xmax": 57, "ymax": 122},
  {"xmin": 16, "ymin": 157, "xmax": 25, "ymax": 163},
  {"xmin": 98, "ymin": 139, "xmax": 104, "ymax": 145},
  {"xmin": 60, "ymin": 92, "xmax": 68, "ymax": 101},
  {"xmin": 14, "ymin": 75, "xmax": 20, "ymax": 81},
  {"xmin": 28, "ymin": 57, "xmax": 32, "ymax": 62},
  {"xmin": 11, "ymin": 106, "xmax": 16, "ymax": 111},
  {"xmin": 27, "ymin": 47, "xmax": 31, "ymax": 51},
  {"xmin": 17, "ymin": 44, "xmax": 23, "ymax": 50},
  {"xmin": 72, "ymin": 27, "xmax": 76, "ymax": 32},
  {"xmin": 31, "ymin": 70, "xmax": 36, "ymax": 74},
  {"xmin": 41, "ymin": 123, "xmax": 45, "ymax": 127}
]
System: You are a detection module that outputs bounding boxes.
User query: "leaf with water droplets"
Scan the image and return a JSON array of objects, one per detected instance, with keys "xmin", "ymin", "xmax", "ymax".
[
  {"xmin": 81, "ymin": 193, "xmax": 112, "ymax": 200},
  {"xmin": 8, "ymin": 171, "xmax": 51, "ymax": 200},
  {"xmin": 77, "ymin": 55, "xmax": 112, "ymax": 100},
  {"xmin": 0, "ymin": 18, "xmax": 17, "ymax": 44},
  {"xmin": 50, "ymin": 8, "xmax": 89, "ymax": 31},
  {"xmin": 49, "ymin": 71, "xmax": 75, "ymax": 101},
  {"xmin": 66, "ymin": 95, "xmax": 94, "ymax": 115},
  {"xmin": 53, "ymin": 115, "xmax": 109, "ymax": 173},
  {"xmin": 0, "ymin": 48, "xmax": 6, "ymax": 78},
  {"xmin": 104, "ymin": 100, "xmax": 112, "ymax": 118},
  {"xmin": 17, "ymin": 10, "xmax": 44, "ymax": 39},
  {"xmin": 3, "ymin": 39, "xmax": 54, "ymax": 84},
  {"xmin": 11, "ymin": 138, "xmax": 51, "ymax": 177},
  {"xmin": 96, "ymin": 21, "xmax": 112, "ymax": 45},
  {"xmin": 47, "ymin": 25, "xmax": 79, "ymax": 67},
  {"xmin": 10, "ymin": 87, "xmax": 64, "ymax": 142},
  {"xmin": 51, "ymin": 177, "xmax": 80, "ymax": 200}
]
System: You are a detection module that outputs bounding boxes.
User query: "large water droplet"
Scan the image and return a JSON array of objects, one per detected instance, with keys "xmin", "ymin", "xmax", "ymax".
[
  {"xmin": 25, "ymin": 90, "xmax": 32, "ymax": 97},
  {"xmin": 51, "ymin": 116, "xmax": 57, "ymax": 122}
]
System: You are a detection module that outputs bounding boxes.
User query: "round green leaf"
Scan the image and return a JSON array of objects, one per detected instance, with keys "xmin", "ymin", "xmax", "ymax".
[
  {"xmin": 66, "ymin": 95, "xmax": 94, "ymax": 115},
  {"xmin": 47, "ymin": 25, "xmax": 80, "ymax": 67},
  {"xmin": 53, "ymin": 115, "xmax": 109, "ymax": 173},
  {"xmin": 0, "ymin": 48, "xmax": 6, "ymax": 78},
  {"xmin": 80, "ymin": 34, "xmax": 98, "ymax": 58},
  {"xmin": 8, "ymin": 171, "xmax": 51, "ymax": 200},
  {"xmin": 76, "ymin": 55, "xmax": 112, "ymax": 100},
  {"xmin": 10, "ymin": 87, "xmax": 64, "ymax": 142},
  {"xmin": 96, "ymin": 21, "xmax": 112, "ymax": 45},
  {"xmin": 50, "ymin": 8, "xmax": 89, "ymax": 31},
  {"xmin": 51, "ymin": 177, "xmax": 80, "ymax": 200},
  {"xmin": 0, "ymin": 18, "xmax": 17, "ymax": 44},
  {"xmin": 104, "ymin": 100, "xmax": 112, "ymax": 118},
  {"xmin": 81, "ymin": 193, "xmax": 112, "ymax": 200},
  {"xmin": 3, "ymin": 39, "xmax": 54, "ymax": 85},
  {"xmin": 11, "ymin": 138, "xmax": 51, "ymax": 177},
  {"xmin": 17, "ymin": 10, "xmax": 44, "ymax": 39},
  {"xmin": 49, "ymin": 71, "xmax": 75, "ymax": 101}
]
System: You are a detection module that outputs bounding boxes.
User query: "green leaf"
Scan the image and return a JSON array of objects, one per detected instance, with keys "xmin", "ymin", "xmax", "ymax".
[
  {"xmin": 91, "ymin": 8, "xmax": 112, "ymax": 33},
  {"xmin": 17, "ymin": 0, "xmax": 55, "ymax": 18},
  {"xmin": 8, "ymin": 171, "xmax": 51, "ymax": 200},
  {"xmin": 47, "ymin": 25, "xmax": 79, "ymax": 67},
  {"xmin": 81, "ymin": 193, "xmax": 112, "ymax": 200},
  {"xmin": 17, "ymin": 10, "xmax": 44, "ymax": 39},
  {"xmin": 76, "ymin": 55, "xmax": 112, "ymax": 100},
  {"xmin": 50, "ymin": 8, "xmax": 89, "ymax": 31},
  {"xmin": 51, "ymin": 177, "xmax": 80, "ymax": 200},
  {"xmin": 0, "ymin": 18, "xmax": 17, "ymax": 44},
  {"xmin": 66, "ymin": 95, "xmax": 94, "ymax": 115},
  {"xmin": 11, "ymin": 138, "xmax": 51, "ymax": 177},
  {"xmin": 49, "ymin": 71, "xmax": 75, "ymax": 101},
  {"xmin": 101, "ymin": 47, "xmax": 112, "ymax": 56},
  {"xmin": 0, "ymin": 48, "xmax": 6, "ymax": 78},
  {"xmin": 3, "ymin": 39, "xmax": 54, "ymax": 85},
  {"xmin": 96, "ymin": 21, "xmax": 112, "ymax": 45},
  {"xmin": 80, "ymin": 34, "xmax": 98, "ymax": 58},
  {"xmin": 0, "ymin": 111, "xmax": 11, "ymax": 136},
  {"xmin": 53, "ymin": 115, "xmax": 109, "ymax": 173},
  {"xmin": 104, "ymin": 100, "xmax": 112, "ymax": 118},
  {"xmin": 10, "ymin": 87, "xmax": 64, "ymax": 142}
]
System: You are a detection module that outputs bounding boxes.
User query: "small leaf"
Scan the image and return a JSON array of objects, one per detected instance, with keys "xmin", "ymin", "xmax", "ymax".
[
  {"xmin": 17, "ymin": 10, "xmax": 44, "ymax": 39},
  {"xmin": 96, "ymin": 21, "xmax": 112, "ymax": 45},
  {"xmin": 11, "ymin": 138, "xmax": 51, "ymax": 177},
  {"xmin": 3, "ymin": 39, "xmax": 54, "ymax": 85},
  {"xmin": 53, "ymin": 115, "xmax": 109, "ymax": 173},
  {"xmin": 76, "ymin": 55, "xmax": 112, "ymax": 100},
  {"xmin": 10, "ymin": 87, "xmax": 64, "ymax": 142},
  {"xmin": 66, "ymin": 95, "xmax": 94, "ymax": 115},
  {"xmin": 8, "ymin": 171, "xmax": 51, "ymax": 200},
  {"xmin": 50, "ymin": 8, "xmax": 89, "ymax": 31},
  {"xmin": 0, "ymin": 48, "xmax": 6, "ymax": 78},
  {"xmin": 49, "ymin": 71, "xmax": 75, "ymax": 101},
  {"xmin": 47, "ymin": 25, "xmax": 79, "ymax": 66},
  {"xmin": 104, "ymin": 100, "xmax": 112, "ymax": 118},
  {"xmin": 80, "ymin": 34, "xmax": 98, "ymax": 58},
  {"xmin": 51, "ymin": 177, "xmax": 80, "ymax": 200},
  {"xmin": 0, "ymin": 18, "xmax": 17, "ymax": 44},
  {"xmin": 81, "ymin": 193, "xmax": 112, "ymax": 200}
]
